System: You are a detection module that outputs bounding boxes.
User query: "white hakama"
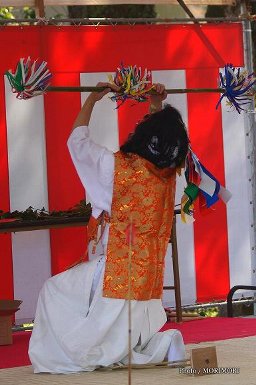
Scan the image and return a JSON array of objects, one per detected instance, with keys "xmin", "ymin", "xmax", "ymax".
[{"xmin": 28, "ymin": 126, "xmax": 185, "ymax": 373}]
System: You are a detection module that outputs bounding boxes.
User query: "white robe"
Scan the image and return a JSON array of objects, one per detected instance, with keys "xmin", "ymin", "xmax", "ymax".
[{"xmin": 28, "ymin": 126, "xmax": 185, "ymax": 373}]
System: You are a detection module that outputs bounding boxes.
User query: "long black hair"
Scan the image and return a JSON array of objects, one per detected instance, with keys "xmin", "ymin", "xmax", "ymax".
[{"xmin": 120, "ymin": 104, "xmax": 189, "ymax": 169}]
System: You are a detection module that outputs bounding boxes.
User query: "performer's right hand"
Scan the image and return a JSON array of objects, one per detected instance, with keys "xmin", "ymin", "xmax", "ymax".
[
  {"xmin": 89, "ymin": 82, "xmax": 120, "ymax": 102},
  {"xmin": 72, "ymin": 82, "xmax": 120, "ymax": 130},
  {"xmin": 149, "ymin": 83, "xmax": 167, "ymax": 113}
]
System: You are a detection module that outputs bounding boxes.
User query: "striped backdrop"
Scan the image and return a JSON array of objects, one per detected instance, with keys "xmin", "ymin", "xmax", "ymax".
[{"xmin": 0, "ymin": 24, "xmax": 254, "ymax": 322}]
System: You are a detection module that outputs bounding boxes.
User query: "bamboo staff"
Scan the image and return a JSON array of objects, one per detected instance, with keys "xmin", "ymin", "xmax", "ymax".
[
  {"xmin": 47, "ymin": 86, "xmax": 225, "ymax": 94},
  {"xmin": 97, "ymin": 358, "xmax": 190, "ymax": 371}
]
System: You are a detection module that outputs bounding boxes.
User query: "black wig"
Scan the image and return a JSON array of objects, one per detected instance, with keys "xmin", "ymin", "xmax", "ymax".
[{"xmin": 120, "ymin": 104, "xmax": 189, "ymax": 169}]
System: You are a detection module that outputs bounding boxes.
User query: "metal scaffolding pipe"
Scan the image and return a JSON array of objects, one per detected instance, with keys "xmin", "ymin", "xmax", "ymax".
[{"xmin": 0, "ymin": 16, "xmax": 254, "ymax": 25}]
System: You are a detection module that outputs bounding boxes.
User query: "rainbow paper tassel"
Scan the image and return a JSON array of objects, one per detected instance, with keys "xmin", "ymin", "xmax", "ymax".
[
  {"xmin": 181, "ymin": 149, "xmax": 231, "ymax": 223},
  {"xmin": 109, "ymin": 63, "xmax": 153, "ymax": 107},
  {"xmin": 6, "ymin": 57, "xmax": 52, "ymax": 100}
]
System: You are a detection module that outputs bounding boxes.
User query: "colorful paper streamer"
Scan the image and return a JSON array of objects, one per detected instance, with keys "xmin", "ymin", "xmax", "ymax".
[
  {"xmin": 216, "ymin": 64, "xmax": 256, "ymax": 113},
  {"xmin": 109, "ymin": 63, "xmax": 154, "ymax": 107},
  {"xmin": 181, "ymin": 149, "xmax": 231, "ymax": 223},
  {"xmin": 6, "ymin": 60, "xmax": 255, "ymax": 114},
  {"xmin": 6, "ymin": 57, "xmax": 52, "ymax": 100}
]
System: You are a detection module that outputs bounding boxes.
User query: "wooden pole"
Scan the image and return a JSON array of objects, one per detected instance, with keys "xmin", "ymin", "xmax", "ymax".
[
  {"xmin": 35, "ymin": 0, "xmax": 45, "ymax": 18},
  {"xmin": 170, "ymin": 215, "xmax": 183, "ymax": 323},
  {"xmin": 46, "ymin": 86, "xmax": 225, "ymax": 94},
  {"xmin": 127, "ymin": 217, "xmax": 133, "ymax": 385},
  {"xmin": 176, "ymin": 0, "xmax": 226, "ymax": 66},
  {"xmin": 177, "ymin": 0, "xmax": 198, "ymax": 22}
]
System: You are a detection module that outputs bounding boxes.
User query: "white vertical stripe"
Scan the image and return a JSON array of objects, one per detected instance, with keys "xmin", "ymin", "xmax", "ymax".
[
  {"xmin": 5, "ymin": 79, "xmax": 51, "ymax": 323},
  {"xmin": 152, "ymin": 70, "xmax": 197, "ymax": 307},
  {"xmin": 80, "ymin": 72, "xmax": 119, "ymax": 214},
  {"xmin": 80, "ymin": 73, "xmax": 119, "ymax": 152},
  {"xmin": 222, "ymin": 104, "xmax": 254, "ymax": 295}
]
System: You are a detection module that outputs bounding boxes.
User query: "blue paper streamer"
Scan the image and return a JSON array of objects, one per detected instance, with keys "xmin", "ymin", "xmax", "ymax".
[{"xmin": 216, "ymin": 64, "xmax": 256, "ymax": 114}]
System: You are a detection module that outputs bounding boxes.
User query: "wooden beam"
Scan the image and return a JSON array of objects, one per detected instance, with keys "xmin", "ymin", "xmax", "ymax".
[
  {"xmin": 0, "ymin": 216, "xmax": 90, "ymax": 233},
  {"xmin": 0, "ymin": 0, "xmax": 236, "ymax": 7},
  {"xmin": 177, "ymin": 0, "xmax": 198, "ymax": 21}
]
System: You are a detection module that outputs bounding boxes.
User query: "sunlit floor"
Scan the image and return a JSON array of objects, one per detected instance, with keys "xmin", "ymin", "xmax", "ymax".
[{"xmin": 0, "ymin": 336, "xmax": 255, "ymax": 385}]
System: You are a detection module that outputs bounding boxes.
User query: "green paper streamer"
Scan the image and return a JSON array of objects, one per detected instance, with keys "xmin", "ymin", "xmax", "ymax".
[{"xmin": 183, "ymin": 182, "xmax": 199, "ymax": 215}]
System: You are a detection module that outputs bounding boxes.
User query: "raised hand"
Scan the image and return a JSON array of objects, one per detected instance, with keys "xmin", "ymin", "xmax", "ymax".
[
  {"xmin": 89, "ymin": 82, "xmax": 120, "ymax": 103},
  {"xmin": 149, "ymin": 83, "xmax": 167, "ymax": 113}
]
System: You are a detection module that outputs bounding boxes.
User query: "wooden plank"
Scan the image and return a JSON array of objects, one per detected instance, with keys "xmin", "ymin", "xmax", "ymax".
[
  {"xmin": 0, "ymin": 211, "xmax": 180, "ymax": 233},
  {"xmin": 0, "ymin": 216, "xmax": 89, "ymax": 233},
  {"xmin": 0, "ymin": 1, "xmax": 236, "ymax": 7}
]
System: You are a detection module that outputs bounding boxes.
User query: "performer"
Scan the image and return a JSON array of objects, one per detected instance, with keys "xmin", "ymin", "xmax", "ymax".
[{"xmin": 29, "ymin": 83, "xmax": 189, "ymax": 373}]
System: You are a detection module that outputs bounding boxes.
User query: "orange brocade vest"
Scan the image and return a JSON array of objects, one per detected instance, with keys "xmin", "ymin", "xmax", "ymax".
[{"xmin": 103, "ymin": 151, "xmax": 176, "ymax": 301}]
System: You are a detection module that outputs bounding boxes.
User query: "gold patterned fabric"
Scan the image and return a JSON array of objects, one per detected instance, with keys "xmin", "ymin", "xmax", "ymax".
[
  {"xmin": 103, "ymin": 151, "xmax": 176, "ymax": 300},
  {"xmin": 87, "ymin": 211, "xmax": 110, "ymax": 254}
]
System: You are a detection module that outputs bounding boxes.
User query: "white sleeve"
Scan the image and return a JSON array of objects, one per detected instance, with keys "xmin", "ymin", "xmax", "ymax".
[{"xmin": 67, "ymin": 126, "xmax": 114, "ymax": 216}]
